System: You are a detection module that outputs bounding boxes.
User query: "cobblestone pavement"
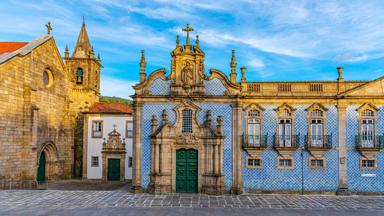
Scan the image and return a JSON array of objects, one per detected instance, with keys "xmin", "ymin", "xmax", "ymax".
[{"xmin": 1, "ymin": 190, "xmax": 384, "ymax": 215}]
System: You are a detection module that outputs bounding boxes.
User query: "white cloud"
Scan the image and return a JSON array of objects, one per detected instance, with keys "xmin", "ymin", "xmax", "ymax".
[
  {"xmin": 247, "ymin": 58, "xmax": 265, "ymax": 69},
  {"xmin": 100, "ymin": 76, "xmax": 136, "ymax": 99}
]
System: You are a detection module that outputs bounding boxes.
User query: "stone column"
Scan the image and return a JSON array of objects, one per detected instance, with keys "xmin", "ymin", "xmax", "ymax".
[
  {"xmin": 131, "ymin": 101, "xmax": 143, "ymax": 192},
  {"xmin": 231, "ymin": 98, "xmax": 243, "ymax": 194},
  {"xmin": 337, "ymin": 101, "xmax": 349, "ymax": 195}
]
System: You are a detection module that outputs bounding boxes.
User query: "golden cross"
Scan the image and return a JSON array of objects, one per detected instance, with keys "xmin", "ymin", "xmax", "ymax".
[
  {"xmin": 182, "ymin": 24, "xmax": 194, "ymax": 45},
  {"xmin": 45, "ymin": 22, "xmax": 52, "ymax": 34}
]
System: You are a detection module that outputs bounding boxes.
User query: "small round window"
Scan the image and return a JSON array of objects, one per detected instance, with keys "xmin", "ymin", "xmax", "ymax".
[{"xmin": 43, "ymin": 69, "xmax": 53, "ymax": 87}]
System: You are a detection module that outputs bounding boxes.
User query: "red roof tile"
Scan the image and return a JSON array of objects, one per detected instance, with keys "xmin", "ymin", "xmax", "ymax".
[
  {"xmin": 88, "ymin": 102, "xmax": 132, "ymax": 114},
  {"xmin": 0, "ymin": 42, "xmax": 28, "ymax": 54}
]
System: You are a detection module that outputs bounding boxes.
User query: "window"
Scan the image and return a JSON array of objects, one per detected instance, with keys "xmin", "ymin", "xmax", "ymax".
[
  {"xmin": 361, "ymin": 119, "xmax": 374, "ymax": 147},
  {"xmin": 357, "ymin": 104, "xmax": 378, "ymax": 149},
  {"xmin": 279, "ymin": 119, "xmax": 292, "ymax": 147},
  {"xmin": 309, "ymin": 159, "xmax": 325, "ymax": 169},
  {"xmin": 247, "ymin": 158, "xmax": 262, "ymax": 168},
  {"xmin": 361, "ymin": 159, "xmax": 376, "ymax": 169},
  {"xmin": 247, "ymin": 109, "xmax": 261, "ymax": 147},
  {"xmin": 126, "ymin": 121, "xmax": 133, "ymax": 138},
  {"xmin": 43, "ymin": 69, "xmax": 53, "ymax": 87},
  {"xmin": 182, "ymin": 109, "xmax": 193, "ymax": 133},
  {"xmin": 128, "ymin": 157, "xmax": 133, "ymax": 168},
  {"xmin": 92, "ymin": 121, "xmax": 103, "ymax": 138},
  {"xmin": 278, "ymin": 158, "xmax": 293, "ymax": 169},
  {"xmin": 76, "ymin": 68, "xmax": 83, "ymax": 84},
  {"xmin": 91, "ymin": 156, "xmax": 99, "ymax": 167},
  {"xmin": 307, "ymin": 105, "xmax": 328, "ymax": 148}
]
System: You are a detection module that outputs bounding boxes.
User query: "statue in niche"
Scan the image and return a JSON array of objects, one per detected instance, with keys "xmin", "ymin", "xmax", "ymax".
[{"xmin": 181, "ymin": 61, "xmax": 193, "ymax": 86}]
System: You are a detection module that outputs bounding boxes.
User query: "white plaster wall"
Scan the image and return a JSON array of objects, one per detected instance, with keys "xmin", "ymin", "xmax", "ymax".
[{"xmin": 87, "ymin": 115, "xmax": 133, "ymax": 180}]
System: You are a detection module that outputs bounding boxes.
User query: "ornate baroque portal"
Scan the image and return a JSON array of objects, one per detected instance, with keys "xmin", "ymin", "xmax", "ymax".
[
  {"xmin": 149, "ymin": 102, "xmax": 225, "ymax": 194},
  {"xmin": 101, "ymin": 128, "xmax": 126, "ymax": 181}
]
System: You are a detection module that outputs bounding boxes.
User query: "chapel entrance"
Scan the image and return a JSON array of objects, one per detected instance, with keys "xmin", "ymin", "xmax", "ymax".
[
  {"xmin": 107, "ymin": 159, "xmax": 120, "ymax": 181},
  {"xmin": 37, "ymin": 152, "xmax": 46, "ymax": 182},
  {"xmin": 176, "ymin": 149, "xmax": 198, "ymax": 193}
]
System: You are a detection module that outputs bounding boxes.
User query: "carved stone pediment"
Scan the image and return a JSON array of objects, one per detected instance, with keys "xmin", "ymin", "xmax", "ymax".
[
  {"xmin": 102, "ymin": 128, "xmax": 126, "ymax": 153},
  {"xmin": 175, "ymin": 134, "xmax": 200, "ymax": 145}
]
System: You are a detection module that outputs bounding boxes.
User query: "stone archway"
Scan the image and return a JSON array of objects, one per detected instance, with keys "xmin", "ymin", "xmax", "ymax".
[{"xmin": 37, "ymin": 142, "xmax": 59, "ymax": 181}]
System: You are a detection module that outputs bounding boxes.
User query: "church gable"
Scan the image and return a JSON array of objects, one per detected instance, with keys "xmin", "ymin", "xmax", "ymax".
[
  {"xmin": 340, "ymin": 77, "xmax": 384, "ymax": 97},
  {"xmin": 134, "ymin": 24, "xmax": 239, "ymax": 98}
]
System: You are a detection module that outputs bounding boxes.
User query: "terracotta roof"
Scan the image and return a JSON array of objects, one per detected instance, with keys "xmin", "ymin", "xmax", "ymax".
[
  {"xmin": 0, "ymin": 42, "xmax": 28, "ymax": 54},
  {"xmin": 87, "ymin": 102, "xmax": 132, "ymax": 114}
]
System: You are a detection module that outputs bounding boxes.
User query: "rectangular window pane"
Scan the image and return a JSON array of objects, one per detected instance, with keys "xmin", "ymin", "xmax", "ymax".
[
  {"xmin": 92, "ymin": 121, "xmax": 102, "ymax": 138},
  {"xmin": 126, "ymin": 121, "xmax": 133, "ymax": 138},
  {"xmin": 128, "ymin": 157, "xmax": 133, "ymax": 168},
  {"xmin": 91, "ymin": 156, "xmax": 99, "ymax": 167},
  {"xmin": 182, "ymin": 109, "xmax": 193, "ymax": 133}
]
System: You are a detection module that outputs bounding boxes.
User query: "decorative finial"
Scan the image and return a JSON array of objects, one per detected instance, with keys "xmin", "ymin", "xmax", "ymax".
[
  {"xmin": 240, "ymin": 67, "xmax": 246, "ymax": 82},
  {"xmin": 182, "ymin": 24, "xmax": 194, "ymax": 45},
  {"xmin": 151, "ymin": 115, "xmax": 158, "ymax": 133},
  {"xmin": 82, "ymin": 16, "xmax": 85, "ymax": 25},
  {"xmin": 162, "ymin": 110, "xmax": 168, "ymax": 125},
  {"xmin": 139, "ymin": 50, "xmax": 146, "ymax": 82},
  {"xmin": 64, "ymin": 44, "xmax": 69, "ymax": 58},
  {"xmin": 217, "ymin": 115, "xmax": 223, "ymax": 135},
  {"xmin": 205, "ymin": 110, "xmax": 212, "ymax": 126},
  {"xmin": 176, "ymin": 35, "xmax": 180, "ymax": 47},
  {"xmin": 195, "ymin": 35, "xmax": 200, "ymax": 47},
  {"xmin": 337, "ymin": 66, "xmax": 344, "ymax": 82},
  {"xmin": 97, "ymin": 52, "xmax": 101, "ymax": 62},
  {"xmin": 230, "ymin": 50, "xmax": 237, "ymax": 83},
  {"xmin": 45, "ymin": 21, "xmax": 52, "ymax": 35},
  {"xmin": 113, "ymin": 124, "xmax": 117, "ymax": 130}
]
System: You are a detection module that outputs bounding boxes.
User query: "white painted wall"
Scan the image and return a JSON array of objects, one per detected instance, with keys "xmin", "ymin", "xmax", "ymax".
[{"xmin": 86, "ymin": 115, "xmax": 133, "ymax": 180}]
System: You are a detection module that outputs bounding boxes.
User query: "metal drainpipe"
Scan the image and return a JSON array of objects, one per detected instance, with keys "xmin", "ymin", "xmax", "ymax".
[{"xmin": 301, "ymin": 147, "xmax": 304, "ymax": 195}]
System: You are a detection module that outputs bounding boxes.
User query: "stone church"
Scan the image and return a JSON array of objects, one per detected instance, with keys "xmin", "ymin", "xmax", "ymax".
[
  {"xmin": 0, "ymin": 21, "xmax": 100, "ymax": 188},
  {"xmin": 132, "ymin": 24, "xmax": 384, "ymax": 195}
]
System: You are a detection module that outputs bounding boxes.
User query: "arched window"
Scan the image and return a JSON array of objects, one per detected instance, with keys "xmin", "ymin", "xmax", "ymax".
[
  {"xmin": 182, "ymin": 109, "xmax": 193, "ymax": 133},
  {"xmin": 76, "ymin": 68, "xmax": 83, "ymax": 84}
]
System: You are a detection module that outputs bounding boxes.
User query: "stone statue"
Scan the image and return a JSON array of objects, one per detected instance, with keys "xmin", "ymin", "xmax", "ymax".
[{"xmin": 181, "ymin": 61, "xmax": 193, "ymax": 85}]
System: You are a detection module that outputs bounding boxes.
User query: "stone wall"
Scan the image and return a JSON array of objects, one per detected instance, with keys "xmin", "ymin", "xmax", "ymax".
[{"xmin": 0, "ymin": 38, "xmax": 74, "ymax": 188}]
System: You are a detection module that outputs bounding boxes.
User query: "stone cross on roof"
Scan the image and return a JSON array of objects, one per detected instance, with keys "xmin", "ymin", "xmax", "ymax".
[
  {"xmin": 45, "ymin": 22, "xmax": 52, "ymax": 35},
  {"xmin": 182, "ymin": 24, "xmax": 194, "ymax": 45}
]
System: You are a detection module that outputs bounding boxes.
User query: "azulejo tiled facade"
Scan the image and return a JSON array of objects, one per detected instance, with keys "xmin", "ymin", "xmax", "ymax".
[{"xmin": 133, "ymin": 24, "xmax": 384, "ymax": 195}]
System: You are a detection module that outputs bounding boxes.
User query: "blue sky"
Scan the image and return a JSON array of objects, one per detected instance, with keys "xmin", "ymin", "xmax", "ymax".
[{"xmin": 1, "ymin": 0, "xmax": 384, "ymax": 99}]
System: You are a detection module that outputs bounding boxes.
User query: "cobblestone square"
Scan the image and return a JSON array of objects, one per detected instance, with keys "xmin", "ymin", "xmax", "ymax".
[{"xmin": 1, "ymin": 188, "xmax": 384, "ymax": 216}]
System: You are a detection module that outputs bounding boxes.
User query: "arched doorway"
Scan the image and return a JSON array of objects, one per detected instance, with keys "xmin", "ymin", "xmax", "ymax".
[
  {"xmin": 37, "ymin": 142, "xmax": 59, "ymax": 182},
  {"xmin": 37, "ymin": 152, "xmax": 46, "ymax": 182}
]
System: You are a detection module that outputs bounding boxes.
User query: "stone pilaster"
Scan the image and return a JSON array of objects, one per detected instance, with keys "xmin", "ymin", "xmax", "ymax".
[
  {"xmin": 337, "ymin": 101, "xmax": 349, "ymax": 195},
  {"xmin": 131, "ymin": 101, "xmax": 144, "ymax": 193},
  {"xmin": 231, "ymin": 97, "xmax": 243, "ymax": 194}
]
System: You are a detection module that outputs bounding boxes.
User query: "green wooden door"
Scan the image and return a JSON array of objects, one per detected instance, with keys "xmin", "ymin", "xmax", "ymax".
[
  {"xmin": 176, "ymin": 149, "xmax": 198, "ymax": 193},
  {"xmin": 108, "ymin": 159, "xmax": 120, "ymax": 181},
  {"xmin": 37, "ymin": 152, "xmax": 46, "ymax": 182}
]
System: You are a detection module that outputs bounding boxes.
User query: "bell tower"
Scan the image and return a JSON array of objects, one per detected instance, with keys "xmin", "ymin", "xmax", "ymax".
[
  {"xmin": 169, "ymin": 24, "xmax": 205, "ymax": 96},
  {"xmin": 64, "ymin": 19, "xmax": 101, "ymax": 178},
  {"xmin": 65, "ymin": 19, "xmax": 101, "ymax": 112}
]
